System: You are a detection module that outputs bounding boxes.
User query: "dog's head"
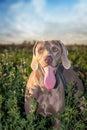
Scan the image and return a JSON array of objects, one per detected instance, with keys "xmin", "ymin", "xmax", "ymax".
[{"xmin": 31, "ymin": 40, "xmax": 71, "ymax": 71}]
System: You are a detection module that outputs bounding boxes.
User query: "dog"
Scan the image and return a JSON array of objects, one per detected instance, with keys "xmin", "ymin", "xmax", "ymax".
[{"xmin": 25, "ymin": 40, "xmax": 84, "ymax": 129}]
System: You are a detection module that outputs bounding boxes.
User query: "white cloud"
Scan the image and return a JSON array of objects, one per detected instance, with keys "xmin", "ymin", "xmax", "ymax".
[
  {"xmin": 32, "ymin": 0, "xmax": 87, "ymax": 24},
  {"xmin": 32, "ymin": 0, "xmax": 87, "ymax": 44},
  {"xmin": 0, "ymin": 0, "xmax": 87, "ymax": 44},
  {"xmin": 31, "ymin": 0, "xmax": 46, "ymax": 13},
  {"xmin": 0, "ymin": 0, "xmax": 46, "ymax": 42}
]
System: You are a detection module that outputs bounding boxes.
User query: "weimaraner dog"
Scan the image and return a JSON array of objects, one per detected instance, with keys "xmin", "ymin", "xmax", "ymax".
[{"xmin": 25, "ymin": 40, "xmax": 84, "ymax": 130}]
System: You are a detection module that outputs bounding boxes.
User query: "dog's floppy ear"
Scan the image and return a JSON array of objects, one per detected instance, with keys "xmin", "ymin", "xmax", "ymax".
[
  {"xmin": 59, "ymin": 41, "xmax": 71, "ymax": 69},
  {"xmin": 31, "ymin": 41, "xmax": 38, "ymax": 70}
]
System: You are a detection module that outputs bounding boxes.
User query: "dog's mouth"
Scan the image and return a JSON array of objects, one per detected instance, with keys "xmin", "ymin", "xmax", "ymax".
[{"xmin": 43, "ymin": 66, "xmax": 58, "ymax": 90}]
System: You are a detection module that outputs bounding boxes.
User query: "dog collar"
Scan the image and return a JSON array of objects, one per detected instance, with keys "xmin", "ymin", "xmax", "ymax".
[
  {"xmin": 54, "ymin": 65, "xmax": 67, "ymax": 90},
  {"xmin": 54, "ymin": 72, "xmax": 60, "ymax": 89}
]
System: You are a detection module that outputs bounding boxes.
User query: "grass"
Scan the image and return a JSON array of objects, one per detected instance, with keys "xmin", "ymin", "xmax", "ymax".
[{"xmin": 0, "ymin": 45, "xmax": 87, "ymax": 130}]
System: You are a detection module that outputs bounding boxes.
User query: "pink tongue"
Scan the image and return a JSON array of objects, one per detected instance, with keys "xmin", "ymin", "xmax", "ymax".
[{"xmin": 44, "ymin": 66, "xmax": 56, "ymax": 90}]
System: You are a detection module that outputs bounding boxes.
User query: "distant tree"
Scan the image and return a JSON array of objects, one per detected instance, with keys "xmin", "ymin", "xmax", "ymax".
[{"xmin": 22, "ymin": 40, "xmax": 27, "ymax": 45}]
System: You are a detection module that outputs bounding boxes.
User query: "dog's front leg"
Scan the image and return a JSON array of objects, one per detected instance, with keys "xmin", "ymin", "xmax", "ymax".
[
  {"xmin": 25, "ymin": 88, "xmax": 33, "ymax": 114},
  {"xmin": 25, "ymin": 85, "xmax": 42, "ymax": 114}
]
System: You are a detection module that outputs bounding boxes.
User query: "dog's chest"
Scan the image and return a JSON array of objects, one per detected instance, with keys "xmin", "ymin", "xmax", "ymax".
[{"xmin": 36, "ymin": 86, "xmax": 65, "ymax": 116}]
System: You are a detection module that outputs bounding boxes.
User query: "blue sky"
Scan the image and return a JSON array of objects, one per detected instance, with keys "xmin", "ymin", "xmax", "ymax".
[{"xmin": 0, "ymin": 0, "xmax": 87, "ymax": 44}]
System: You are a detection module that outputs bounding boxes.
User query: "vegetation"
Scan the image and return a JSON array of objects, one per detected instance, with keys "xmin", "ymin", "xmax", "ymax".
[{"xmin": 0, "ymin": 45, "xmax": 87, "ymax": 130}]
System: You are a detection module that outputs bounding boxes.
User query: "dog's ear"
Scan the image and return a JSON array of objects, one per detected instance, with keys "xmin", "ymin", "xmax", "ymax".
[
  {"xmin": 31, "ymin": 55, "xmax": 38, "ymax": 70},
  {"xmin": 59, "ymin": 41, "xmax": 71, "ymax": 69},
  {"xmin": 31, "ymin": 41, "xmax": 38, "ymax": 70}
]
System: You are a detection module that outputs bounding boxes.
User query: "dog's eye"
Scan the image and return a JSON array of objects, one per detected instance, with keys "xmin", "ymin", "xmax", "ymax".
[
  {"xmin": 38, "ymin": 47, "xmax": 44, "ymax": 53},
  {"xmin": 52, "ymin": 47, "xmax": 58, "ymax": 52}
]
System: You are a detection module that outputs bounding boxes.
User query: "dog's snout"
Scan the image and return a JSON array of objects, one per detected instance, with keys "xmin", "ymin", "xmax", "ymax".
[{"xmin": 45, "ymin": 56, "xmax": 53, "ymax": 65}]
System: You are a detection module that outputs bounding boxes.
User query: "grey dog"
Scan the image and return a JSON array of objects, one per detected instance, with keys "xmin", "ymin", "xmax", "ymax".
[{"xmin": 25, "ymin": 40, "xmax": 84, "ymax": 129}]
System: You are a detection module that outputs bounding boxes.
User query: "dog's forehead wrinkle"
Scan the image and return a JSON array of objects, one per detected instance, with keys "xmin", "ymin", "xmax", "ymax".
[
  {"xmin": 44, "ymin": 42, "xmax": 58, "ymax": 52},
  {"xmin": 36, "ymin": 41, "xmax": 61, "ymax": 51},
  {"xmin": 45, "ymin": 41, "xmax": 61, "ymax": 50}
]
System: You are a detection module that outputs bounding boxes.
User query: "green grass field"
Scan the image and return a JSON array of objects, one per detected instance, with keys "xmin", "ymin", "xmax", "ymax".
[{"xmin": 0, "ymin": 45, "xmax": 87, "ymax": 130}]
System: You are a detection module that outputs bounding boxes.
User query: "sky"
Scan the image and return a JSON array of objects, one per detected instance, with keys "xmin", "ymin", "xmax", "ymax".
[{"xmin": 0, "ymin": 0, "xmax": 87, "ymax": 44}]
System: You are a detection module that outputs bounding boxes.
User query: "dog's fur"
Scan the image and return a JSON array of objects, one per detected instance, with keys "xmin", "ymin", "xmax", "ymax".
[{"xmin": 25, "ymin": 40, "xmax": 84, "ymax": 129}]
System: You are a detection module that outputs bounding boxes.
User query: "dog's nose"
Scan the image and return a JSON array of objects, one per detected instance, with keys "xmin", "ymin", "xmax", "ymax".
[{"xmin": 45, "ymin": 56, "xmax": 53, "ymax": 65}]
